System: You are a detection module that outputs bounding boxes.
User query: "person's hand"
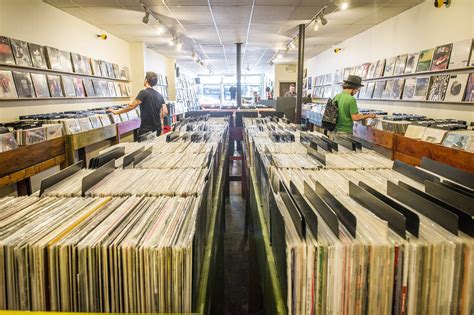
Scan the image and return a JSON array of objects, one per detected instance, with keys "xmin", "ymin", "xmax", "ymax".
[
  {"xmin": 107, "ymin": 108, "xmax": 117, "ymax": 114},
  {"xmin": 370, "ymin": 113, "xmax": 377, "ymax": 119}
]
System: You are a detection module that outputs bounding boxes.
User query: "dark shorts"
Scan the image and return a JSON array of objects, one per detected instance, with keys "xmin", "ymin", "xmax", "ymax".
[{"xmin": 137, "ymin": 127, "xmax": 161, "ymax": 137}]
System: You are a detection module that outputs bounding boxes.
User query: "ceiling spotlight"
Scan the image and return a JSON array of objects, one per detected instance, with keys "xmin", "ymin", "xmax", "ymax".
[
  {"xmin": 155, "ymin": 24, "xmax": 165, "ymax": 35},
  {"xmin": 176, "ymin": 41, "xmax": 183, "ymax": 50},
  {"xmin": 289, "ymin": 40, "xmax": 296, "ymax": 49},
  {"xmin": 192, "ymin": 52, "xmax": 197, "ymax": 61},
  {"xmin": 142, "ymin": 11, "xmax": 150, "ymax": 24},
  {"xmin": 340, "ymin": 1, "xmax": 349, "ymax": 10},
  {"xmin": 200, "ymin": 61, "xmax": 204, "ymax": 66},
  {"xmin": 320, "ymin": 15, "xmax": 328, "ymax": 25},
  {"xmin": 276, "ymin": 53, "xmax": 283, "ymax": 59},
  {"xmin": 313, "ymin": 20, "xmax": 320, "ymax": 31},
  {"xmin": 168, "ymin": 37, "xmax": 175, "ymax": 46}
]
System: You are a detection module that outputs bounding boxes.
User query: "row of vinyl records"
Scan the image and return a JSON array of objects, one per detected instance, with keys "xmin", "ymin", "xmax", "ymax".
[
  {"xmin": 0, "ymin": 116, "xmax": 229, "ymax": 313},
  {"xmin": 243, "ymin": 117, "xmax": 473, "ymax": 315}
]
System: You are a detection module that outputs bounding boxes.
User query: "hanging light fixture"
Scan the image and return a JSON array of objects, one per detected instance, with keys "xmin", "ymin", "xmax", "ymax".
[
  {"xmin": 276, "ymin": 53, "xmax": 283, "ymax": 59},
  {"xmin": 142, "ymin": 11, "xmax": 150, "ymax": 24},
  {"xmin": 320, "ymin": 15, "xmax": 328, "ymax": 25},
  {"xmin": 289, "ymin": 39, "xmax": 296, "ymax": 49},
  {"xmin": 168, "ymin": 37, "xmax": 175, "ymax": 46},
  {"xmin": 176, "ymin": 41, "xmax": 183, "ymax": 50},
  {"xmin": 313, "ymin": 20, "xmax": 320, "ymax": 31},
  {"xmin": 340, "ymin": 1, "xmax": 349, "ymax": 10}
]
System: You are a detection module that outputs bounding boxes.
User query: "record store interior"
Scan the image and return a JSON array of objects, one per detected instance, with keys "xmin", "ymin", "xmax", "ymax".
[{"xmin": 1, "ymin": 0, "xmax": 474, "ymax": 314}]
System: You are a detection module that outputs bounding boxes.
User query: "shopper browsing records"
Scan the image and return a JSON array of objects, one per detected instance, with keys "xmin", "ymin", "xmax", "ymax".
[
  {"xmin": 229, "ymin": 86, "xmax": 237, "ymax": 100},
  {"xmin": 108, "ymin": 71, "xmax": 168, "ymax": 136},
  {"xmin": 284, "ymin": 84, "xmax": 297, "ymax": 97},
  {"xmin": 252, "ymin": 91, "xmax": 261, "ymax": 104},
  {"xmin": 265, "ymin": 86, "xmax": 274, "ymax": 100},
  {"xmin": 333, "ymin": 75, "xmax": 376, "ymax": 135}
]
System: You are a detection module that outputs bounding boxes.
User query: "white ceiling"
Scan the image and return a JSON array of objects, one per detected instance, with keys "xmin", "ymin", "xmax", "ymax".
[{"xmin": 44, "ymin": 0, "xmax": 423, "ymax": 75}]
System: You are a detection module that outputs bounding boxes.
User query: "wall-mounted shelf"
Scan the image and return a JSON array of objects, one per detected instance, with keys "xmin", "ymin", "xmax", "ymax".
[
  {"xmin": 0, "ymin": 64, "xmax": 131, "ymax": 82},
  {"xmin": 0, "ymin": 96, "xmax": 131, "ymax": 102},
  {"xmin": 362, "ymin": 66, "xmax": 474, "ymax": 82},
  {"xmin": 310, "ymin": 97, "xmax": 474, "ymax": 106}
]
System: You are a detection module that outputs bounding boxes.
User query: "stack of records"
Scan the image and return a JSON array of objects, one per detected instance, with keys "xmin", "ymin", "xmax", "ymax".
[{"xmin": 442, "ymin": 130, "xmax": 474, "ymax": 152}]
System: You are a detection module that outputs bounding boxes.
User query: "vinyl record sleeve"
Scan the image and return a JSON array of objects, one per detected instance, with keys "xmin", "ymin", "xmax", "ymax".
[
  {"xmin": 374, "ymin": 59, "xmax": 386, "ymax": 78},
  {"xmin": 449, "ymin": 39, "xmax": 472, "ymax": 69},
  {"xmin": 61, "ymin": 76, "xmax": 76, "ymax": 97},
  {"xmin": 416, "ymin": 48, "xmax": 435, "ymax": 72},
  {"xmin": 381, "ymin": 80, "xmax": 394, "ymax": 99},
  {"xmin": 413, "ymin": 76, "xmax": 430, "ymax": 100},
  {"xmin": 28, "ymin": 43, "xmax": 48, "ymax": 69},
  {"xmin": 81, "ymin": 55, "xmax": 92, "ymax": 75},
  {"xmin": 112, "ymin": 64, "xmax": 120, "ymax": 79},
  {"xmin": 12, "ymin": 71, "xmax": 35, "ymax": 98},
  {"xmin": 92, "ymin": 79, "xmax": 104, "ymax": 97},
  {"xmin": 107, "ymin": 81, "xmax": 116, "ymax": 97},
  {"xmin": 45, "ymin": 47, "xmax": 62, "ymax": 71},
  {"xmin": 421, "ymin": 127, "xmax": 447, "ymax": 144},
  {"xmin": 0, "ymin": 70, "xmax": 18, "ymax": 98},
  {"xmin": 99, "ymin": 60, "xmax": 108, "ymax": 77},
  {"xmin": 58, "ymin": 50, "xmax": 73, "ymax": 72},
  {"xmin": 402, "ymin": 78, "xmax": 417, "ymax": 100},
  {"xmin": 404, "ymin": 124, "xmax": 426, "ymax": 139},
  {"xmin": 0, "ymin": 36, "xmax": 15, "ymax": 65},
  {"xmin": 360, "ymin": 62, "xmax": 371, "ymax": 79},
  {"xmin": 82, "ymin": 78, "xmax": 95, "ymax": 97},
  {"xmin": 463, "ymin": 73, "xmax": 474, "ymax": 102},
  {"xmin": 442, "ymin": 131, "xmax": 472, "ymax": 150},
  {"xmin": 427, "ymin": 75, "xmax": 450, "ymax": 101},
  {"xmin": 78, "ymin": 117, "xmax": 93, "ymax": 131},
  {"xmin": 71, "ymin": 53, "xmax": 86, "ymax": 74},
  {"xmin": 431, "ymin": 44, "xmax": 453, "ymax": 71},
  {"xmin": 404, "ymin": 53, "xmax": 419, "ymax": 74},
  {"xmin": 367, "ymin": 62, "xmax": 377, "ymax": 79},
  {"xmin": 106, "ymin": 62, "xmax": 115, "ymax": 78},
  {"xmin": 393, "ymin": 55, "xmax": 408, "ymax": 76},
  {"xmin": 390, "ymin": 79, "xmax": 405, "ymax": 100},
  {"xmin": 73, "ymin": 77, "xmax": 86, "ymax": 97},
  {"xmin": 47, "ymin": 74, "xmax": 64, "ymax": 97},
  {"xmin": 383, "ymin": 57, "xmax": 396, "ymax": 77},
  {"xmin": 31, "ymin": 73, "xmax": 50, "ymax": 98},
  {"xmin": 372, "ymin": 80, "xmax": 386, "ymax": 99},
  {"xmin": 364, "ymin": 82, "xmax": 375, "ymax": 99},
  {"xmin": 444, "ymin": 73, "xmax": 469, "ymax": 102},
  {"xmin": 90, "ymin": 59, "xmax": 101, "ymax": 76},
  {"xmin": 100, "ymin": 80, "xmax": 109, "ymax": 97},
  {"xmin": 10, "ymin": 38, "xmax": 32, "ymax": 67}
]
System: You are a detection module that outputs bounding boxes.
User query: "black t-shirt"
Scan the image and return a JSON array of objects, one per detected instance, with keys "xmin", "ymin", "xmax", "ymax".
[{"xmin": 136, "ymin": 87, "xmax": 165, "ymax": 130}]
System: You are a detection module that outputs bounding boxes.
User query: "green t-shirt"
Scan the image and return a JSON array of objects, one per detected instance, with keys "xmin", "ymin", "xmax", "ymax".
[{"xmin": 334, "ymin": 91, "xmax": 359, "ymax": 133}]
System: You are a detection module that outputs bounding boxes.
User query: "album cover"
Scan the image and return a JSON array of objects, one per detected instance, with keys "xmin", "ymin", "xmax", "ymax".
[
  {"xmin": 402, "ymin": 78, "xmax": 417, "ymax": 100},
  {"xmin": 122, "ymin": 66, "xmax": 131, "ymax": 80},
  {"xmin": 27, "ymin": 43, "xmax": 48, "ymax": 69},
  {"xmin": 421, "ymin": 127, "xmax": 447, "ymax": 144},
  {"xmin": 444, "ymin": 73, "xmax": 468, "ymax": 102},
  {"xmin": 448, "ymin": 39, "xmax": 472, "ymax": 69},
  {"xmin": 383, "ymin": 57, "xmax": 396, "ymax": 77},
  {"xmin": 114, "ymin": 82, "xmax": 122, "ymax": 97},
  {"xmin": 45, "ymin": 46, "xmax": 62, "ymax": 71},
  {"xmin": 100, "ymin": 80, "xmax": 109, "ymax": 96},
  {"xmin": 61, "ymin": 76, "xmax": 76, "ymax": 97},
  {"xmin": 125, "ymin": 83, "xmax": 131, "ymax": 96},
  {"xmin": 463, "ymin": 73, "xmax": 474, "ymax": 102},
  {"xmin": 356, "ymin": 85, "xmax": 366, "ymax": 99},
  {"xmin": 71, "ymin": 53, "xmax": 86, "ymax": 74},
  {"xmin": 92, "ymin": 79, "xmax": 103, "ymax": 96},
  {"xmin": 374, "ymin": 59, "xmax": 386, "ymax": 78},
  {"xmin": 107, "ymin": 81, "xmax": 116, "ymax": 97},
  {"xmin": 367, "ymin": 62, "xmax": 377, "ymax": 79},
  {"xmin": 404, "ymin": 53, "xmax": 419, "ymax": 74},
  {"xmin": 349, "ymin": 66, "xmax": 356, "ymax": 75},
  {"xmin": 47, "ymin": 74, "xmax": 64, "ymax": 97},
  {"xmin": 393, "ymin": 55, "xmax": 408, "ymax": 76},
  {"xmin": 82, "ymin": 55, "xmax": 92, "ymax": 75},
  {"xmin": 416, "ymin": 48, "xmax": 435, "ymax": 72},
  {"xmin": 83, "ymin": 78, "xmax": 95, "ymax": 97},
  {"xmin": 354, "ymin": 65, "xmax": 363, "ymax": 77},
  {"xmin": 90, "ymin": 58, "xmax": 101, "ymax": 76},
  {"xmin": 390, "ymin": 79, "xmax": 405, "ymax": 100},
  {"xmin": 59, "ymin": 50, "xmax": 73, "ymax": 72},
  {"xmin": 12, "ymin": 71, "xmax": 35, "ymax": 98},
  {"xmin": 442, "ymin": 131, "xmax": 472, "ymax": 151},
  {"xmin": 361, "ymin": 62, "xmax": 371, "ymax": 79},
  {"xmin": 73, "ymin": 77, "xmax": 86, "ymax": 97},
  {"xmin": 119, "ymin": 83, "xmax": 128, "ymax": 97},
  {"xmin": 343, "ymin": 67, "xmax": 351, "ymax": 80},
  {"xmin": 30, "ymin": 73, "xmax": 50, "ymax": 98},
  {"xmin": 99, "ymin": 60, "xmax": 108, "ymax": 77},
  {"xmin": 78, "ymin": 117, "xmax": 93, "ymax": 131},
  {"xmin": 0, "ymin": 36, "xmax": 15, "ymax": 65},
  {"xmin": 10, "ymin": 38, "xmax": 32, "ymax": 67},
  {"xmin": 113, "ymin": 64, "xmax": 120, "ymax": 79},
  {"xmin": 372, "ymin": 80, "xmax": 386, "ymax": 99},
  {"xmin": 431, "ymin": 43, "xmax": 452, "ymax": 71},
  {"xmin": 427, "ymin": 75, "xmax": 450, "ymax": 101},
  {"xmin": 106, "ymin": 62, "xmax": 115, "ymax": 78},
  {"xmin": 413, "ymin": 76, "xmax": 430, "ymax": 100},
  {"xmin": 0, "ymin": 70, "xmax": 18, "ymax": 98},
  {"xmin": 470, "ymin": 44, "xmax": 474, "ymax": 67},
  {"xmin": 364, "ymin": 82, "xmax": 375, "ymax": 99},
  {"xmin": 381, "ymin": 80, "xmax": 394, "ymax": 99},
  {"xmin": 89, "ymin": 115, "xmax": 102, "ymax": 129}
]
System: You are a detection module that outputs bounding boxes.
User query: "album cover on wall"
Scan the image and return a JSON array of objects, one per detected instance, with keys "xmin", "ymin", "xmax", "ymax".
[
  {"xmin": 356, "ymin": 85, "xmax": 367, "ymax": 99},
  {"xmin": 470, "ymin": 44, "xmax": 474, "ymax": 67},
  {"xmin": 444, "ymin": 73, "xmax": 468, "ymax": 102},
  {"xmin": 28, "ymin": 43, "xmax": 48, "ymax": 69},
  {"xmin": 82, "ymin": 55, "xmax": 92, "ymax": 75},
  {"xmin": 93, "ymin": 79, "xmax": 104, "ymax": 96},
  {"xmin": 71, "ymin": 53, "xmax": 86, "ymax": 74},
  {"xmin": 90, "ymin": 59, "xmax": 101, "ymax": 76},
  {"xmin": 0, "ymin": 36, "xmax": 15, "ymax": 65},
  {"xmin": 60, "ymin": 76, "xmax": 76, "ymax": 97},
  {"xmin": 12, "ymin": 71, "xmax": 35, "ymax": 98},
  {"xmin": 99, "ymin": 60, "xmax": 108, "ymax": 77},
  {"xmin": 100, "ymin": 80, "xmax": 109, "ymax": 96},
  {"xmin": 83, "ymin": 78, "xmax": 95, "ymax": 97},
  {"xmin": 343, "ymin": 67, "xmax": 351, "ymax": 80},
  {"xmin": 427, "ymin": 75, "xmax": 449, "ymax": 101},
  {"xmin": 364, "ymin": 82, "xmax": 375, "ymax": 99},
  {"xmin": 383, "ymin": 57, "xmax": 396, "ymax": 77},
  {"xmin": 448, "ymin": 39, "xmax": 472, "ymax": 69},
  {"xmin": 30, "ymin": 73, "xmax": 50, "ymax": 98},
  {"xmin": 404, "ymin": 53, "xmax": 419, "ymax": 74},
  {"xmin": 47, "ymin": 74, "xmax": 64, "ymax": 97},
  {"xmin": 367, "ymin": 62, "xmax": 377, "ymax": 79},
  {"xmin": 0, "ymin": 70, "xmax": 18, "ymax": 98},
  {"xmin": 354, "ymin": 65, "xmax": 363, "ymax": 77},
  {"xmin": 374, "ymin": 59, "xmax": 386, "ymax": 78},
  {"xmin": 113, "ymin": 64, "xmax": 120, "ymax": 79},
  {"xmin": 381, "ymin": 80, "xmax": 394, "ymax": 99},
  {"xmin": 390, "ymin": 79, "xmax": 405, "ymax": 100},
  {"xmin": 106, "ymin": 62, "xmax": 115, "ymax": 78},
  {"xmin": 73, "ymin": 77, "xmax": 86, "ymax": 97},
  {"xmin": 463, "ymin": 73, "xmax": 474, "ymax": 102},
  {"xmin": 361, "ymin": 62, "xmax": 371, "ymax": 79},
  {"xmin": 393, "ymin": 54, "xmax": 407, "ymax": 76},
  {"xmin": 416, "ymin": 48, "xmax": 435, "ymax": 72},
  {"xmin": 114, "ymin": 82, "xmax": 122, "ymax": 97},
  {"xmin": 402, "ymin": 78, "xmax": 417, "ymax": 100},
  {"xmin": 10, "ymin": 38, "xmax": 32, "ymax": 67},
  {"xmin": 45, "ymin": 47, "xmax": 62, "ymax": 71},
  {"xmin": 121, "ymin": 66, "xmax": 130, "ymax": 80},
  {"xmin": 119, "ymin": 83, "xmax": 128, "ymax": 97},
  {"xmin": 59, "ymin": 50, "xmax": 73, "ymax": 72},
  {"xmin": 431, "ymin": 43, "xmax": 452, "ymax": 71},
  {"xmin": 413, "ymin": 76, "xmax": 430, "ymax": 100},
  {"xmin": 107, "ymin": 81, "xmax": 116, "ymax": 97},
  {"xmin": 373, "ymin": 80, "xmax": 386, "ymax": 99}
]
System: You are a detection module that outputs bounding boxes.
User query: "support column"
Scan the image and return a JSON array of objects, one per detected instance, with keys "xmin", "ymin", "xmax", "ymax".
[
  {"xmin": 236, "ymin": 43, "xmax": 242, "ymax": 108},
  {"xmin": 295, "ymin": 24, "xmax": 305, "ymax": 124}
]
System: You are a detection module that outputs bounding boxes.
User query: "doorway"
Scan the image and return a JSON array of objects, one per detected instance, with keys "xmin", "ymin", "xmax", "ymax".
[{"xmin": 279, "ymin": 81, "xmax": 296, "ymax": 97}]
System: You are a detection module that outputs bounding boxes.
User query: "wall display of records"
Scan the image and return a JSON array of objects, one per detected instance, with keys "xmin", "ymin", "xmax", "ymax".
[{"xmin": 0, "ymin": 34, "xmax": 131, "ymax": 101}]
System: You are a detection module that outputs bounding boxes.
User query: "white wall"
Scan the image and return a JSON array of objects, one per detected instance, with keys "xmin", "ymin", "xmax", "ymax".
[
  {"xmin": 0, "ymin": 0, "xmax": 132, "ymax": 122},
  {"xmin": 306, "ymin": 0, "xmax": 474, "ymax": 121}
]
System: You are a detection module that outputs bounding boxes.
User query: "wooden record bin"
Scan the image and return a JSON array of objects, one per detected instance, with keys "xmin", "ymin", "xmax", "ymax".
[
  {"xmin": 0, "ymin": 137, "xmax": 65, "ymax": 195},
  {"xmin": 352, "ymin": 122, "xmax": 396, "ymax": 150},
  {"xmin": 115, "ymin": 118, "xmax": 141, "ymax": 143}
]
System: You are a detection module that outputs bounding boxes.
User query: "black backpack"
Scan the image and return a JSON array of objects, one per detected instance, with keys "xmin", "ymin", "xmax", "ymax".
[{"xmin": 322, "ymin": 97, "xmax": 339, "ymax": 131}]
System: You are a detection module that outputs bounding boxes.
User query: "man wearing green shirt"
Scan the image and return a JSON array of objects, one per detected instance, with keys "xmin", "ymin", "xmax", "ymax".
[{"xmin": 333, "ymin": 75, "xmax": 376, "ymax": 135}]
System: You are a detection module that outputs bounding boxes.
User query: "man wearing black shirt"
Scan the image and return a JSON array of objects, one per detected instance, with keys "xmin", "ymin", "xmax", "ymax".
[{"xmin": 108, "ymin": 71, "xmax": 168, "ymax": 136}]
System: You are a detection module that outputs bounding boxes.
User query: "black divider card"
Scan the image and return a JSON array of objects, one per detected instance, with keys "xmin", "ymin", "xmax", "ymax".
[
  {"xmin": 39, "ymin": 161, "xmax": 83, "ymax": 197},
  {"xmin": 392, "ymin": 160, "xmax": 439, "ymax": 184},
  {"xmin": 290, "ymin": 181, "xmax": 318, "ymax": 238},
  {"xmin": 304, "ymin": 181, "xmax": 340, "ymax": 238},
  {"xmin": 269, "ymin": 188, "xmax": 287, "ymax": 298},
  {"xmin": 280, "ymin": 182, "xmax": 305, "ymax": 239},
  {"xmin": 81, "ymin": 159, "xmax": 115, "ymax": 197},
  {"xmin": 420, "ymin": 157, "xmax": 474, "ymax": 189}
]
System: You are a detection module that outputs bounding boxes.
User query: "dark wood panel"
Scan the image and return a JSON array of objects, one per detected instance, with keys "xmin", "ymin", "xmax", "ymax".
[
  {"xmin": 393, "ymin": 151, "xmax": 421, "ymax": 166},
  {"xmin": 0, "ymin": 137, "xmax": 65, "ymax": 177},
  {"xmin": 116, "ymin": 118, "xmax": 141, "ymax": 136},
  {"xmin": 372, "ymin": 128, "xmax": 395, "ymax": 149},
  {"xmin": 66, "ymin": 124, "xmax": 117, "ymax": 150}
]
